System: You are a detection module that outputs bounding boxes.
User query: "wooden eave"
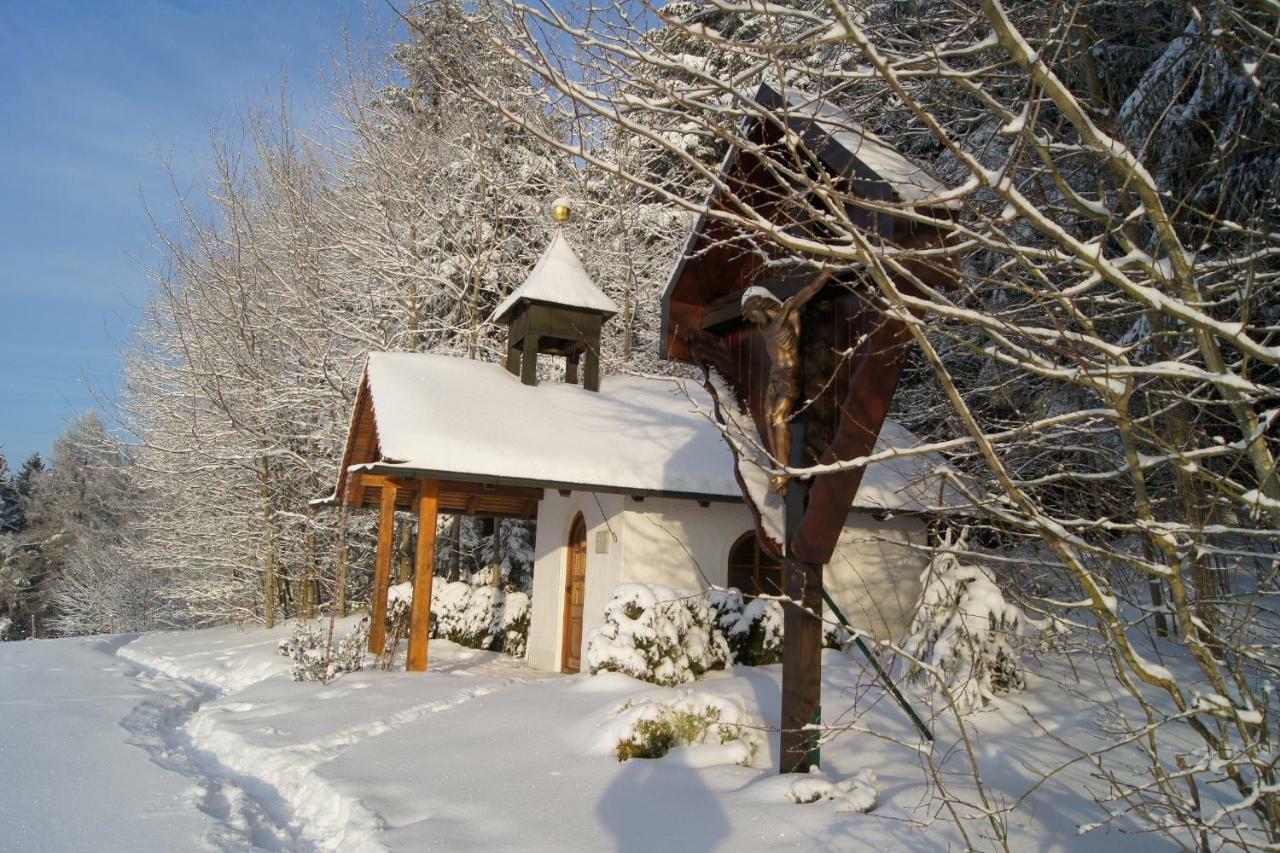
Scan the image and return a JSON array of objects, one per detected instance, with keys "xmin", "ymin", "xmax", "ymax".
[
  {"xmin": 351, "ymin": 473, "xmax": 542, "ymax": 519},
  {"xmin": 352, "ymin": 462, "xmax": 743, "ymax": 508},
  {"xmin": 497, "ymin": 296, "xmax": 617, "ymax": 328}
]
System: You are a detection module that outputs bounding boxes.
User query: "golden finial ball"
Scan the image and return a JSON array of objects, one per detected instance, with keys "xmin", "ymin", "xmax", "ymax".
[{"xmin": 551, "ymin": 197, "xmax": 572, "ymax": 224}]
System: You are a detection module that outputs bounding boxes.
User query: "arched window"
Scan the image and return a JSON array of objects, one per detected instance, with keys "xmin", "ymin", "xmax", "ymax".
[{"xmin": 727, "ymin": 532, "xmax": 783, "ymax": 598}]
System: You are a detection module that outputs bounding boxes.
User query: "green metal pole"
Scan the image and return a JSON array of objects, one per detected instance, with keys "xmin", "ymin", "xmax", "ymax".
[{"xmin": 821, "ymin": 587, "xmax": 934, "ymax": 743}]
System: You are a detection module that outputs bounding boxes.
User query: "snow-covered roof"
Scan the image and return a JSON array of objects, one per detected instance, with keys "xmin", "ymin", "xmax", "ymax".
[
  {"xmin": 349, "ymin": 351, "xmax": 953, "ymax": 511},
  {"xmin": 772, "ymin": 87, "xmax": 957, "ymax": 208},
  {"xmin": 490, "ymin": 231, "xmax": 620, "ymax": 325}
]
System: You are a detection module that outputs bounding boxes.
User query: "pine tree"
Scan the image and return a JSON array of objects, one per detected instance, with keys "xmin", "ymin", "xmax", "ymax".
[
  {"xmin": 0, "ymin": 449, "xmax": 20, "ymax": 534},
  {"xmin": 8, "ymin": 453, "xmax": 44, "ymax": 534}
]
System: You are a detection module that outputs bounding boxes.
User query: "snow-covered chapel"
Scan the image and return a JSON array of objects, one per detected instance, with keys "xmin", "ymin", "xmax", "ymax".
[{"xmin": 330, "ymin": 227, "xmax": 946, "ymax": 674}]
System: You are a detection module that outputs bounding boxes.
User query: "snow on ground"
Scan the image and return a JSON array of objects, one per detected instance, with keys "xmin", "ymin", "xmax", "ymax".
[
  {"xmin": 0, "ymin": 635, "xmax": 236, "ymax": 852},
  {"xmin": 1, "ymin": 621, "xmax": 1181, "ymax": 851}
]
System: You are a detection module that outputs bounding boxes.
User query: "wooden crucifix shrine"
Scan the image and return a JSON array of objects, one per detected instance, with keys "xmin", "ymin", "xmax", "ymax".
[{"xmin": 661, "ymin": 83, "xmax": 957, "ymax": 772}]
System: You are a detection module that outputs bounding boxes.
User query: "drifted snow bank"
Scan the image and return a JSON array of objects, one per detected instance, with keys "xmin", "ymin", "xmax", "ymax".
[
  {"xmin": 901, "ymin": 552, "xmax": 1026, "ymax": 712},
  {"xmin": 119, "ymin": 623, "xmax": 296, "ymax": 693},
  {"xmin": 33, "ymin": 615, "xmax": 1200, "ymax": 849},
  {"xmin": 585, "ymin": 583, "xmax": 729, "ymax": 686},
  {"xmin": 602, "ymin": 689, "xmax": 764, "ymax": 768},
  {"xmin": 785, "ymin": 768, "xmax": 879, "ymax": 813},
  {"xmin": 185, "ymin": 702, "xmax": 387, "ymax": 853}
]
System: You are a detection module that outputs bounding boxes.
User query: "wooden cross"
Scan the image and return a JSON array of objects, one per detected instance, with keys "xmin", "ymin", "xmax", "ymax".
[{"xmin": 660, "ymin": 83, "xmax": 957, "ymax": 773}]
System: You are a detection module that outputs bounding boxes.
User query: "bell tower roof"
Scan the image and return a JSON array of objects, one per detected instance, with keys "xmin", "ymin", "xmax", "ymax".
[
  {"xmin": 491, "ymin": 231, "xmax": 619, "ymax": 325},
  {"xmin": 497, "ymin": 231, "xmax": 614, "ymax": 392}
]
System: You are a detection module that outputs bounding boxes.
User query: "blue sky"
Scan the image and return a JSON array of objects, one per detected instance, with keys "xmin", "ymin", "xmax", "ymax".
[{"xmin": 0, "ymin": 0, "xmax": 401, "ymax": 467}]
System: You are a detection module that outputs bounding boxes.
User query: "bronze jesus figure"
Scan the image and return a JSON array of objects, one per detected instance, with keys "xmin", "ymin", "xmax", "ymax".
[{"xmin": 740, "ymin": 272, "xmax": 831, "ymax": 494}]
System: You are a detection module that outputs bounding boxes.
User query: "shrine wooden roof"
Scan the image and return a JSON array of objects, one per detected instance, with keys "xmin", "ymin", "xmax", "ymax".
[{"xmin": 660, "ymin": 82, "xmax": 956, "ymax": 362}]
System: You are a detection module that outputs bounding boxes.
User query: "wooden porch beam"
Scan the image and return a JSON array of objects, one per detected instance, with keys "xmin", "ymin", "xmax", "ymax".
[
  {"xmin": 368, "ymin": 480, "xmax": 397, "ymax": 654},
  {"xmin": 360, "ymin": 473, "xmax": 417, "ymax": 492},
  {"xmin": 407, "ymin": 480, "xmax": 440, "ymax": 672},
  {"xmin": 349, "ymin": 472, "xmax": 367, "ymax": 509}
]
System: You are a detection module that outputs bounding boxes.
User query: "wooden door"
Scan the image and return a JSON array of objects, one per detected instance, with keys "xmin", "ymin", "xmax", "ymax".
[{"xmin": 562, "ymin": 514, "xmax": 588, "ymax": 673}]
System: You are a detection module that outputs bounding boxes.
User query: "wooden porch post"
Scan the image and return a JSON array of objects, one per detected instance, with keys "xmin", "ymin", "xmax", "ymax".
[
  {"xmin": 369, "ymin": 481, "xmax": 397, "ymax": 654},
  {"xmin": 407, "ymin": 480, "xmax": 440, "ymax": 672}
]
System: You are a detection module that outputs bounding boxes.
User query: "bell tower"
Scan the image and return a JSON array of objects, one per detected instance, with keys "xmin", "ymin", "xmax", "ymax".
[{"xmin": 491, "ymin": 223, "xmax": 618, "ymax": 391}]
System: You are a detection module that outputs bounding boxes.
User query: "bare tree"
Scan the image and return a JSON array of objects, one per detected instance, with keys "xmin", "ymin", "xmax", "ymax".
[{"xmin": 453, "ymin": 0, "xmax": 1280, "ymax": 843}]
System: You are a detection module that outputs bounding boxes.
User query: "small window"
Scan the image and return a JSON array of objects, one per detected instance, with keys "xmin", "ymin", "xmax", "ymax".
[{"xmin": 727, "ymin": 532, "xmax": 783, "ymax": 598}]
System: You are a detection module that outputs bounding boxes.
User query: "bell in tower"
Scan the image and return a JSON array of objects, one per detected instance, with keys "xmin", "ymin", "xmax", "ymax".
[{"xmin": 490, "ymin": 222, "xmax": 618, "ymax": 391}]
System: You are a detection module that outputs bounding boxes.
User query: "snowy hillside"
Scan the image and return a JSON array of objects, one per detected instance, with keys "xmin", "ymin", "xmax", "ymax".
[{"xmin": 1, "ymin": 622, "xmax": 1191, "ymax": 851}]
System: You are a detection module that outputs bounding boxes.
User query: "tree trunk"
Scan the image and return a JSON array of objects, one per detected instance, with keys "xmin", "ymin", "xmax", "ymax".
[
  {"xmin": 397, "ymin": 516, "xmax": 412, "ymax": 585},
  {"xmin": 258, "ymin": 455, "xmax": 279, "ymax": 629},
  {"xmin": 335, "ymin": 502, "xmax": 349, "ymax": 618},
  {"xmin": 449, "ymin": 515, "xmax": 462, "ymax": 581},
  {"xmin": 303, "ymin": 503, "xmax": 318, "ymax": 619}
]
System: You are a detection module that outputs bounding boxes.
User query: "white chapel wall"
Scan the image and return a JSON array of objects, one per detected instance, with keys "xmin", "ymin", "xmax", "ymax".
[
  {"xmin": 527, "ymin": 491, "xmax": 932, "ymax": 672},
  {"xmin": 617, "ymin": 498, "xmax": 929, "ymax": 642},
  {"xmin": 526, "ymin": 489, "xmax": 625, "ymax": 672},
  {"xmin": 826, "ymin": 514, "xmax": 929, "ymax": 640},
  {"xmin": 618, "ymin": 497, "xmax": 746, "ymax": 590}
]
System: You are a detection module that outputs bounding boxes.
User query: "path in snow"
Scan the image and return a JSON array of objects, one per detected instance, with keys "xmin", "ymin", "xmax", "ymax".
[
  {"xmin": 118, "ymin": 622, "xmax": 550, "ymax": 852},
  {"xmin": 0, "ymin": 635, "xmax": 233, "ymax": 852},
  {"xmin": 0, "ymin": 633, "xmax": 336, "ymax": 852}
]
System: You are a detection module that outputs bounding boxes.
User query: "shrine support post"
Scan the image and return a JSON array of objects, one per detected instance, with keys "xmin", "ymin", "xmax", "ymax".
[{"xmin": 780, "ymin": 423, "xmax": 823, "ymax": 773}]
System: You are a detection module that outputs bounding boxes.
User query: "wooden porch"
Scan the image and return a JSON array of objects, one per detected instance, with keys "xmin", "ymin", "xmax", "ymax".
[{"xmin": 342, "ymin": 471, "xmax": 539, "ymax": 672}]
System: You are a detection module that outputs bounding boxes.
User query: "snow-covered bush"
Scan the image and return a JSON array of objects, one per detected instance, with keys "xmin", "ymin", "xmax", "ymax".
[
  {"xmin": 329, "ymin": 616, "xmax": 369, "ymax": 677},
  {"xmin": 428, "ymin": 579, "xmax": 530, "ymax": 657},
  {"xmin": 280, "ymin": 618, "xmax": 369, "ymax": 682},
  {"xmin": 281, "ymin": 621, "xmax": 328, "ymax": 682},
  {"xmin": 901, "ymin": 553, "xmax": 1026, "ymax": 712},
  {"xmin": 497, "ymin": 592, "xmax": 530, "ymax": 658},
  {"xmin": 608, "ymin": 690, "xmax": 761, "ymax": 766},
  {"xmin": 432, "ymin": 581, "xmax": 491, "ymax": 647},
  {"xmin": 278, "ymin": 620, "xmax": 322, "ymax": 659},
  {"xmin": 385, "ymin": 582, "xmax": 414, "ymax": 643},
  {"xmin": 586, "ymin": 584, "xmax": 729, "ymax": 686},
  {"xmin": 710, "ymin": 589, "xmax": 784, "ymax": 666},
  {"xmin": 709, "ymin": 590, "xmax": 851, "ymax": 666}
]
